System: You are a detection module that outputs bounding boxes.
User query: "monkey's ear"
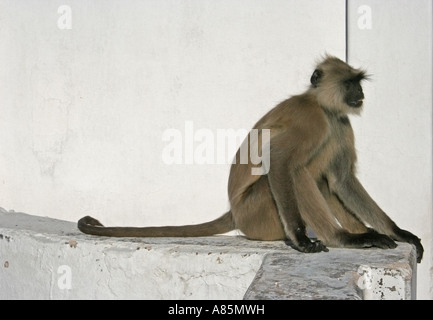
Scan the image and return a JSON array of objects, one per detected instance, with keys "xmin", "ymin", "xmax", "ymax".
[{"xmin": 310, "ymin": 69, "xmax": 323, "ymax": 88}]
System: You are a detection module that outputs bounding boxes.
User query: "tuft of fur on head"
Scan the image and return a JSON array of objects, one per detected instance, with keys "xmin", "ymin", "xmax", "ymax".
[{"xmin": 310, "ymin": 55, "xmax": 368, "ymax": 115}]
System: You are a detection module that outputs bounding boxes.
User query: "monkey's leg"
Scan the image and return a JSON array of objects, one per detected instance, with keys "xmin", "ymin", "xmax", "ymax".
[
  {"xmin": 327, "ymin": 195, "xmax": 370, "ymax": 233},
  {"xmin": 293, "ymin": 168, "xmax": 397, "ymax": 249},
  {"xmin": 317, "ymin": 179, "xmax": 368, "ymax": 233},
  {"xmin": 231, "ymin": 175, "xmax": 286, "ymax": 241},
  {"xmin": 293, "ymin": 168, "xmax": 346, "ymax": 246},
  {"xmin": 331, "ymin": 174, "xmax": 424, "ymax": 262},
  {"xmin": 266, "ymin": 166, "xmax": 328, "ymax": 253}
]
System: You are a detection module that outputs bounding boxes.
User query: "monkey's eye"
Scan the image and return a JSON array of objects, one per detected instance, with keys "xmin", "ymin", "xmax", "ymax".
[{"xmin": 343, "ymin": 80, "xmax": 352, "ymax": 89}]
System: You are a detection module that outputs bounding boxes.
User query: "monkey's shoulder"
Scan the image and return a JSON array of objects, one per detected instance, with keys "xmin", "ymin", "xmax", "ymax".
[
  {"xmin": 255, "ymin": 93, "xmax": 329, "ymax": 136},
  {"xmin": 279, "ymin": 93, "xmax": 321, "ymax": 113}
]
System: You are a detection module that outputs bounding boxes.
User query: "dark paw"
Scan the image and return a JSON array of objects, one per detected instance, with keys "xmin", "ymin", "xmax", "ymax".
[
  {"xmin": 350, "ymin": 232, "xmax": 397, "ymax": 249},
  {"xmin": 413, "ymin": 239, "xmax": 424, "ymax": 263},
  {"xmin": 414, "ymin": 240, "xmax": 424, "ymax": 263},
  {"xmin": 365, "ymin": 233, "xmax": 397, "ymax": 249},
  {"xmin": 371, "ymin": 234, "xmax": 398, "ymax": 249},
  {"xmin": 286, "ymin": 238, "xmax": 329, "ymax": 253},
  {"xmin": 395, "ymin": 229, "xmax": 424, "ymax": 263}
]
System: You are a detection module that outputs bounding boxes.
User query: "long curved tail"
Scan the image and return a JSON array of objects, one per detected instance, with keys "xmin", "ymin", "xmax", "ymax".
[{"xmin": 77, "ymin": 211, "xmax": 235, "ymax": 237}]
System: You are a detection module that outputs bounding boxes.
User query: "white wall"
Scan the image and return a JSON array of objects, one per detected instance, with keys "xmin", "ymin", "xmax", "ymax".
[
  {"xmin": 347, "ymin": 0, "xmax": 432, "ymax": 299},
  {"xmin": 0, "ymin": 0, "xmax": 345, "ymax": 226}
]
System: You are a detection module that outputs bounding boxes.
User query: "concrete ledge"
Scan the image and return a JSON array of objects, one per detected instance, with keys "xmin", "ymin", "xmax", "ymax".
[
  {"xmin": 0, "ymin": 208, "xmax": 417, "ymax": 300},
  {"xmin": 244, "ymin": 246, "xmax": 416, "ymax": 300}
]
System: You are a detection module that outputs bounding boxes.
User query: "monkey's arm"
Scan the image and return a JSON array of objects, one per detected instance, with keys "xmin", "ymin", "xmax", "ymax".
[
  {"xmin": 265, "ymin": 103, "xmax": 330, "ymax": 253},
  {"xmin": 330, "ymin": 174, "xmax": 424, "ymax": 262},
  {"xmin": 267, "ymin": 146, "xmax": 328, "ymax": 253}
]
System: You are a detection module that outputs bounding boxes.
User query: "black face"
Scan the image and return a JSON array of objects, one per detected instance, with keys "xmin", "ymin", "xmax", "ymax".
[
  {"xmin": 310, "ymin": 68, "xmax": 366, "ymax": 108},
  {"xmin": 343, "ymin": 79, "xmax": 364, "ymax": 108}
]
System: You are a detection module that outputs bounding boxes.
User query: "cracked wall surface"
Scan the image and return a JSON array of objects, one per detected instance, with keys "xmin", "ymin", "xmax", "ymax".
[{"xmin": 0, "ymin": 210, "xmax": 417, "ymax": 300}]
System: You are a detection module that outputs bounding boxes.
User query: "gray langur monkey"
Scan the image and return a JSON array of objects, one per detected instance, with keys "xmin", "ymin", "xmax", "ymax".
[{"xmin": 78, "ymin": 55, "xmax": 424, "ymax": 263}]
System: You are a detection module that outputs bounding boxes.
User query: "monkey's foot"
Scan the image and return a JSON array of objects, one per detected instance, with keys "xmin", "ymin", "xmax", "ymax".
[
  {"xmin": 345, "ymin": 232, "xmax": 397, "ymax": 250},
  {"xmin": 393, "ymin": 228, "xmax": 424, "ymax": 263},
  {"xmin": 285, "ymin": 238, "xmax": 329, "ymax": 253}
]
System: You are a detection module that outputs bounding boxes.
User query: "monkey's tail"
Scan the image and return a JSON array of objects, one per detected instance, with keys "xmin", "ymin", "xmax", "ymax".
[{"xmin": 77, "ymin": 211, "xmax": 235, "ymax": 237}]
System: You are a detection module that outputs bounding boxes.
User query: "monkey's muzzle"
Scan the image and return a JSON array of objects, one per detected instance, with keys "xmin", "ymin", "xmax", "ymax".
[{"xmin": 348, "ymin": 99, "xmax": 363, "ymax": 108}]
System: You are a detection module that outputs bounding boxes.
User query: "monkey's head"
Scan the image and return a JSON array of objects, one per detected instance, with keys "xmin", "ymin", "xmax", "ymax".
[{"xmin": 310, "ymin": 55, "xmax": 368, "ymax": 115}]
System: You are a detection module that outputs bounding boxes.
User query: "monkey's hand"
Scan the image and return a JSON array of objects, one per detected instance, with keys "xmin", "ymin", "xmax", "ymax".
[
  {"xmin": 393, "ymin": 228, "xmax": 424, "ymax": 263},
  {"xmin": 285, "ymin": 238, "xmax": 329, "ymax": 253}
]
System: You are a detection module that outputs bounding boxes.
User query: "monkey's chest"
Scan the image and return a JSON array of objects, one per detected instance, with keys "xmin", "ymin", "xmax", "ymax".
[{"xmin": 306, "ymin": 134, "xmax": 353, "ymax": 180}]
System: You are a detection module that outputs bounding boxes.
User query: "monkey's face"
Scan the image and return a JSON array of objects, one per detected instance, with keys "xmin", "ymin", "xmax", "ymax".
[
  {"xmin": 310, "ymin": 56, "xmax": 368, "ymax": 115},
  {"xmin": 343, "ymin": 79, "xmax": 364, "ymax": 108}
]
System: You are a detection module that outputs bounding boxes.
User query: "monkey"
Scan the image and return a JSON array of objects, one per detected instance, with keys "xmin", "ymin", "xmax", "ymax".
[{"xmin": 78, "ymin": 55, "xmax": 424, "ymax": 263}]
